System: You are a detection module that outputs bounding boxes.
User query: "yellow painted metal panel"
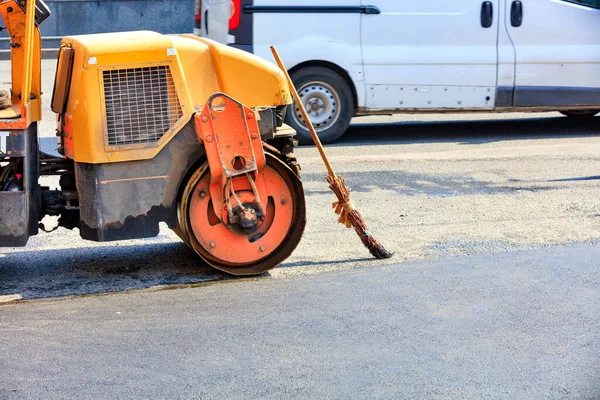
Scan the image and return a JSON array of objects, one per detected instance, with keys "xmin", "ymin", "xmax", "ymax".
[
  {"xmin": 59, "ymin": 31, "xmax": 291, "ymax": 164},
  {"xmin": 180, "ymin": 35, "xmax": 292, "ymax": 108}
]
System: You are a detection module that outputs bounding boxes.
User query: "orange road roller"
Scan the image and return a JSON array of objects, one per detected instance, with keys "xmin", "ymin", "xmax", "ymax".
[{"xmin": 0, "ymin": 0, "xmax": 306, "ymax": 275}]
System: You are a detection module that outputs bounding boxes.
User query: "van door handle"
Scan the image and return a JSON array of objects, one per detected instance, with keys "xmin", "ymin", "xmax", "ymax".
[
  {"xmin": 204, "ymin": 9, "xmax": 209, "ymax": 33},
  {"xmin": 511, "ymin": 1, "xmax": 523, "ymax": 27},
  {"xmin": 481, "ymin": 1, "xmax": 493, "ymax": 28}
]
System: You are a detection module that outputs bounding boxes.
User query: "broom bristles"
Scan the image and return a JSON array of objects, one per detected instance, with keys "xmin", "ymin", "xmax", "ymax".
[
  {"xmin": 326, "ymin": 174, "xmax": 393, "ymax": 260},
  {"xmin": 347, "ymin": 209, "xmax": 393, "ymax": 259}
]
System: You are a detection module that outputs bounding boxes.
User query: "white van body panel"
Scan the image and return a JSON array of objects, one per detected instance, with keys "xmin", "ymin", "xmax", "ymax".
[
  {"xmin": 506, "ymin": 0, "xmax": 600, "ymax": 89},
  {"xmin": 253, "ymin": 37, "xmax": 366, "ymax": 108},
  {"xmin": 197, "ymin": 0, "xmax": 600, "ymax": 128},
  {"xmin": 361, "ymin": 0, "xmax": 499, "ymax": 111},
  {"xmin": 497, "ymin": 0, "xmax": 516, "ymax": 92},
  {"xmin": 252, "ymin": 0, "xmax": 366, "ymax": 108}
]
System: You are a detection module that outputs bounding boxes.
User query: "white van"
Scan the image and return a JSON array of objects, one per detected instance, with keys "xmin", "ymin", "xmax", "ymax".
[{"xmin": 195, "ymin": 0, "xmax": 600, "ymax": 144}]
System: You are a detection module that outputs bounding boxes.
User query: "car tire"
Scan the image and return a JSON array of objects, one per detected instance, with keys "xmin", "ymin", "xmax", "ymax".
[
  {"xmin": 560, "ymin": 110, "xmax": 599, "ymax": 118},
  {"xmin": 285, "ymin": 66, "xmax": 354, "ymax": 145}
]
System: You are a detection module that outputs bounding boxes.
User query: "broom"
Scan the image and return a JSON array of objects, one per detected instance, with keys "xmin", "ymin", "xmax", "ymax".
[{"xmin": 270, "ymin": 46, "xmax": 393, "ymax": 259}]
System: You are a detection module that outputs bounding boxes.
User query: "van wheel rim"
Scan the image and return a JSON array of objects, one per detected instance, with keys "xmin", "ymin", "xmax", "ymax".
[{"xmin": 293, "ymin": 81, "xmax": 341, "ymax": 132}]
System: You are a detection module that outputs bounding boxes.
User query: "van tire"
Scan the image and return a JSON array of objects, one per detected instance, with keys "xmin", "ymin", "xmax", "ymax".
[
  {"xmin": 560, "ymin": 110, "xmax": 599, "ymax": 118},
  {"xmin": 285, "ymin": 66, "xmax": 353, "ymax": 145}
]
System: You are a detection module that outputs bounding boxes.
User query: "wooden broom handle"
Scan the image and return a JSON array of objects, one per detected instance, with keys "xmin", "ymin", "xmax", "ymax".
[{"xmin": 270, "ymin": 46, "xmax": 337, "ymax": 178}]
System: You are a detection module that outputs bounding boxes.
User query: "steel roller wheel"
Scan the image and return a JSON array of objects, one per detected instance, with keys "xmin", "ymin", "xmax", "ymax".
[{"xmin": 178, "ymin": 153, "xmax": 306, "ymax": 276}]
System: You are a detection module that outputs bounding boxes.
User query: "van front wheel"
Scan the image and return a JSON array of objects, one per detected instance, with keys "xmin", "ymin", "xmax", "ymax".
[{"xmin": 285, "ymin": 66, "xmax": 354, "ymax": 145}]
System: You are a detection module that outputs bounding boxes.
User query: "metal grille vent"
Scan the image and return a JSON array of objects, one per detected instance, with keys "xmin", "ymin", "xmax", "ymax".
[{"xmin": 103, "ymin": 66, "xmax": 183, "ymax": 147}]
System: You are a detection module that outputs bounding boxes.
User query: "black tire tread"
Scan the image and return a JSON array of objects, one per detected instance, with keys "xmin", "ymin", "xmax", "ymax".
[{"xmin": 285, "ymin": 66, "xmax": 354, "ymax": 145}]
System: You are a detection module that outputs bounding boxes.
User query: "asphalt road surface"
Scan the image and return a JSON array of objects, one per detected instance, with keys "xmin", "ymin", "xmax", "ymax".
[
  {"xmin": 1, "ymin": 61, "xmax": 600, "ymax": 298},
  {"xmin": 1, "ymin": 61, "xmax": 600, "ymax": 398},
  {"xmin": 2, "ymin": 244, "xmax": 600, "ymax": 399}
]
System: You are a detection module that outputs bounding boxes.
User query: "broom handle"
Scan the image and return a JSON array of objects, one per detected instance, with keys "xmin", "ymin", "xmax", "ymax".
[{"xmin": 270, "ymin": 46, "xmax": 337, "ymax": 178}]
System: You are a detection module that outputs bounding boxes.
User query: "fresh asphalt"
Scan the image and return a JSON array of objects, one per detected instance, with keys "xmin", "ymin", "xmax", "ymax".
[
  {"xmin": 3, "ymin": 61, "xmax": 600, "ymax": 300},
  {"xmin": 2, "ymin": 61, "xmax": 600, "ymax": 398},
  {"xmin": 2, "ymin": 243, "xmax": 600, "ymax": 399}
]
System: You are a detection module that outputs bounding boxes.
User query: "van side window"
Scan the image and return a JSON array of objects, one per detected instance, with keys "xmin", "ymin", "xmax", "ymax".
[{"xmin": 567, "ymin": 0, "xmax": 600, "ymax": 8}]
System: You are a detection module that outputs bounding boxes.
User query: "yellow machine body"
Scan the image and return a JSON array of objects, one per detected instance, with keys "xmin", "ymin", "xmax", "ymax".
[
  {"xmin": 55, "ymin": 30, "xmax": 291, "ymax": 164},
  {"xmin": 49, "ymin": 29, "xmax": 305, "ymax": 275},
  {"xmin": 0, "ymin": 0, "xmax": 305, "ymax": 276}
]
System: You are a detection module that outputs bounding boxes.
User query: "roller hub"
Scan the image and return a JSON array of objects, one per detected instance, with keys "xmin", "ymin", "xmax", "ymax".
[{"xmin": 179, "ymin": 153, "xmax": 306, "ymax": 275}]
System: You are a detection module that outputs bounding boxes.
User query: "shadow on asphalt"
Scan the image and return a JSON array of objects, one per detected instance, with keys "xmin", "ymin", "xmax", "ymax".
[
  {"xmin": 280, "ymin": 258, "xmax": 372, "ymax": 268},
  {"xmin": 332, "ymin": 116, "xmax": 600, "ymax": 147},
  {"xmin": 301, "ymin": 169, "xmax": 564, "ymax": 196},
  {"xmin": 549, "ymin": 175, "xmax": 600, "ymax": 182},
  {"xmin": 0, "ymin": 242, "xmax": 237, "ymax": 300},
  {"xmin": 0, "ymin": 237, "xmax": 379, "ymax": 299}
]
